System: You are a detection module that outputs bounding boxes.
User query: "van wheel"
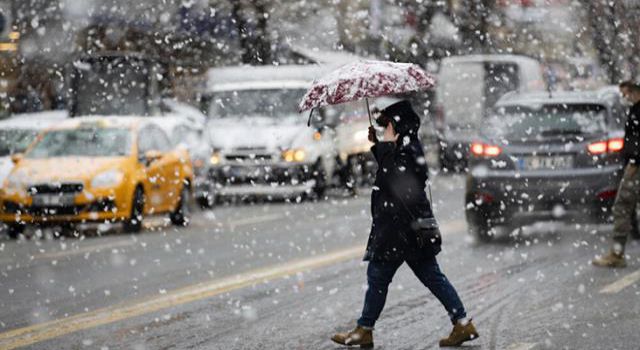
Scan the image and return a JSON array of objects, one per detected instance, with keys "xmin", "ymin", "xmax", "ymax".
[
  {"xmin": 124, "ymin": 187, "xmax": 144, "ymax": 233},
  {"xmin": 7, "ymin": 224, "xmax": 25, "ymax": 239},
  {"xmin": 312, "ymin": 161, "xmax": 327, "ymax": 199},
  {"xmin": 197, "ymin": 193, "xmax": 215, "ymax": 209},
  {"xmin": 170, "ymin": 186, "xmax": 191, "ymax": 227},
  {"xmin": 469, "ymin": 221, "xmax": 494, "ymax": 243}
]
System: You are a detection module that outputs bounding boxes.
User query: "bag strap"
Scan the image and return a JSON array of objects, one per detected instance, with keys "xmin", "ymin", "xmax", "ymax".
[{"xmin": 394, "ymin": 179, "xmax": 434, "ymax": 222}]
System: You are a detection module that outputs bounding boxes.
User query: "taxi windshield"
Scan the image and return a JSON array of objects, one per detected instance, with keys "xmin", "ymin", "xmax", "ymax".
[{"xmin": 27, "ymin": 128, "xmax": 131, "ymax": 158}]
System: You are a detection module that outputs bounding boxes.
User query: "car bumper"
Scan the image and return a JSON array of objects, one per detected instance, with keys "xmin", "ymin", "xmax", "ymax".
[
  {"xmin": 217, "ymin": 180, "xmax": 316, "ymax": 197},
  {"xmin": 0, "ymin": 187, "xmax": 131, "ymax": 224},
  {"xmin": 208, "ymin": 163, "xmax": 317, "ymax": 197},
  {"xmin": 465, "ymin": 165, "xmax": 623, "ymax": 226}
]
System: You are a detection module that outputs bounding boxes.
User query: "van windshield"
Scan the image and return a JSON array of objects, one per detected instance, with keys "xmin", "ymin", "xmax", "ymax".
[
  {"xmin": 208, "ymin": 89, "xmax": 306, "ymax": 120},
  {"xmin": 437, "ymin": 61, "xmax": 519, "ymax": 128}
]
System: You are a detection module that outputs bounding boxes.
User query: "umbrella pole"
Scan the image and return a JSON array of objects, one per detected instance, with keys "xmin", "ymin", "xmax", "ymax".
[{"xmin": 365, "ymin": 98, "xmax": 373, "ymax": 126}]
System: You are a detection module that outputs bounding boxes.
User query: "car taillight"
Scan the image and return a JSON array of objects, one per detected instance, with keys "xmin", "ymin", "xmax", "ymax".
[
  {"xmin": 470, "ymin": 142, "xmax": 502, "ymax": 157},
  {"xmin": 588, "ymin": 138, "xmax": 624, "ymax": 155}
]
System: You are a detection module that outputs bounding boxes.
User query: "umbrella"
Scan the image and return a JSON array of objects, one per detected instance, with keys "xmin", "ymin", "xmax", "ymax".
[{"xmin": 298, "ymin": 60, "xmax": 435, "ymax": 126}]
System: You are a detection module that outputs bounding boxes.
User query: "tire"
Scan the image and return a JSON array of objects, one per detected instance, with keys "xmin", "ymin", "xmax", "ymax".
[
  {"xmin": 170, "ymin": 186, "xmax": 191, "ymax": 227},
  {"xmin": 312, "ymin": 161, "xmax": 327, "ymax": 199},
  {"xmin": 632, "ymin": 206, "xmax": 640, "ymax": 240},
  {"xmin": 468, "ymin": 219, "xmax": 494, "ymax": 243},
  {"xmin": 197, "ymin": 195, "xmax": 213, "ymax": 209},
  {"xmin": 123, "ymin": 187, "xmax": 144, "ymax": 233},
  {"xmin": 7, "ymin": 224, "xmax": 25, "ymax": 239}
]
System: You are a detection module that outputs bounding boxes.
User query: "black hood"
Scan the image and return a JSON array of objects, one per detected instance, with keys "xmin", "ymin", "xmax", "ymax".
[{"xmin": 380, "ymin": 100, "xmax": 421, "ymax": 139}]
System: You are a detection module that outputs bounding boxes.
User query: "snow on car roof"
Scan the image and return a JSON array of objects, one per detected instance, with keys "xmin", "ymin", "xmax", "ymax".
[
  {"xmin": 211, "ymin": 80, "xmax": 311, "ymax": 92},
  {"xmin": 49, "ymin": 116, "xmax": 149, "ymax": 130},
  {"xmin": 440, "ymin": 54, "xmax": 540, "ymax": 65},
  {"xmin": 206, "ymin": 64, "xmax": 334, "ymax": 91},
  {"xmin": 495, "ymin": 90, "xmax": 615, "ymax": 108},
  {"xmin": 0, "ymin": 110, "xmax": 68, "ymax": 130}
]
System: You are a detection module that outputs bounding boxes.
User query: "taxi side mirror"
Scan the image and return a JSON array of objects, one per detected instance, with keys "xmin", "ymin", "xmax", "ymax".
[
  {"xmin": 11, "ymin": 153, "xmax": 23, "ymax": 164},
  {"xmin": 144, "ymin": 150, "xmax": 163, "ymax": 166}
]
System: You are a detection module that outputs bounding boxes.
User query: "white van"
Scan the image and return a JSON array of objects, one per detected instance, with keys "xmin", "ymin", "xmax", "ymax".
[
  {"xmin": 201, "ymin": 65, "xmax": 341, "ymax": 200},
  {"xmin": 435, "ymin": 54, "xmax": 545, "ymax": 171}
]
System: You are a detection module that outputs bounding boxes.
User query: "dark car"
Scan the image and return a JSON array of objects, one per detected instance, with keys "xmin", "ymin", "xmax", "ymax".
[{"xmin": 465, "ymin": 88, "xmax": 627, "ymax": 241}]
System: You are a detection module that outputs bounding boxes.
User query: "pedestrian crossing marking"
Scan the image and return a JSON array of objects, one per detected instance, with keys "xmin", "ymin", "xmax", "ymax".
[{"xmin": 599, "ymin": 268, "xmax": 640, "ymax": 294}]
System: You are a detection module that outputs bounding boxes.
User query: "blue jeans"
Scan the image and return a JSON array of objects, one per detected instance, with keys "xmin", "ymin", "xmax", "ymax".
[{"xmin": 357, "ymin": 257, "xmax": 466, "ymax": 328}]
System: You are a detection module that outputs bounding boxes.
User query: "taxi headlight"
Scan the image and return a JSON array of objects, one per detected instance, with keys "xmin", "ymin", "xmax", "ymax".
[
  {"xmin": 282, "ymin": 149, "xmax": 306, "ymax": 162},
  {"xmin": 91, "ymin": 170, "xmax": 124, "ymax": 189},
  {"xmin": 4, "ymin": 173, "xmax": 28, "ymax": 192}
]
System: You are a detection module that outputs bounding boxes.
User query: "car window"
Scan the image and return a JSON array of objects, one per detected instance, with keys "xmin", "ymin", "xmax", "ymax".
[
  {"xmin": 487, "ymin": 104, "xmax": 607, "ymax": 139},
  {"xmin": 0, "ymin": 129, "xmax": 40, "ymax": 156},
  {"xmin": 27, "ymin": 128, "xmax": 131, "ymax": 158},
  {"xmin": 149, "ymin": 126, "xmax": 171, "ymax": 152},
  {"xmin": 483, "ymin": 63, "xmax": 519, "ymax": 112}
]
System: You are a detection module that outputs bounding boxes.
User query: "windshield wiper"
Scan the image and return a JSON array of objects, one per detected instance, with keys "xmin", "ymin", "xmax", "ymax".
[{"xmin": 540, "ymin": 129, "xmax": 583, "ymax": 136}]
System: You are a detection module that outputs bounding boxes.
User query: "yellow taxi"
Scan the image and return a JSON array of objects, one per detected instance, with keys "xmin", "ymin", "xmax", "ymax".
[{"xmin": 0, "ymin": 117, "xmax": 194, "ymax": 238}]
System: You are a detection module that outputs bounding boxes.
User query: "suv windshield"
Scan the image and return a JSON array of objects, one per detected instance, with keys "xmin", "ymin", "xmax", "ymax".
[
  {"xmin": 0, "ymin": 129, "xmax": 40, "ymax": 156},
  {"xmin": 27, "ymin": 128, "xmax": 131, "ymax": 158},
  {"xmin": 208, "ymin": 89, "xmax": 306, "ymax": 119},
  {"xmin": 486, "ymin": 104, "xmax": 607, "ymax": 139}
]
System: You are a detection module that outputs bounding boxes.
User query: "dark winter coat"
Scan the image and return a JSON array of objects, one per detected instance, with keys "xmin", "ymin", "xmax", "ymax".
[
  {"xmin": 363, "ymin": 100, "xmax": 440, "ymax": 261},
  {"xmin": 623, "ymin": 101, "xmax": 640, "ymax": 165}
]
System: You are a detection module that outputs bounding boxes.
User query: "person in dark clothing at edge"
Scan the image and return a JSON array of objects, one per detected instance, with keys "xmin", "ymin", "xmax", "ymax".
[
  {"xmin": 331, "ymin": 100, "xmax": 479, "ymax": 348},
  {"xmin": 593, "ymin": 81, "xmax": 640, "ymax": 268}
]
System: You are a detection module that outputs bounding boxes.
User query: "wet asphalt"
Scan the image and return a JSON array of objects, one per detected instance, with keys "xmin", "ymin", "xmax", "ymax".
[{"xmin": 1, "ymin": 175, "xmax": 639, "ymax": 350}]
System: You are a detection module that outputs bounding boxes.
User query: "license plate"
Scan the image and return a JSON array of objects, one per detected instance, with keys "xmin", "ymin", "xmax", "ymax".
[
  {"xmin": 32, "ymin": 194, "xmax": 75, "ymax": 206},
  {"xmin": 520, "ymin": 155, "xmax": 574, "ymax": 170},
  {"xmin": 230, "ymin": 166, "xmax": 262, "ymax": 178}
]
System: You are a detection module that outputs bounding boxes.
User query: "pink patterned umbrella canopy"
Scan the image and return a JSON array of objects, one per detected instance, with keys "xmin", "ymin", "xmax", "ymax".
[{"xmin": 298, "ymin": 60, "xmax": 435, "ymax": 112}]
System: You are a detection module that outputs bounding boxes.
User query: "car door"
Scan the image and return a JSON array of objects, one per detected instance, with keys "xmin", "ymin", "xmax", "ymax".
[
  {"xmin": 147, "ymin": 125, "xmax": 182, "ymax": 212},
  {"xmin": 137, "ymin": 127, "xmax": 166, "ymax": 214}
]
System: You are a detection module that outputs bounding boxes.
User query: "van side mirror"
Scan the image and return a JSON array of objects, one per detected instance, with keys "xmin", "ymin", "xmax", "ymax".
[{"xmin": 11, "ymin": 153, "xmax": 23, "ymax": 164}]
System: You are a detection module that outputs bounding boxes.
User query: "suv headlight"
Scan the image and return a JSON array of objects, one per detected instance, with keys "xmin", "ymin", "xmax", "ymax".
[
  {"xmin": 91, "ymin": 170, "xmax": 124, "ymax": 189},
  {"xmin": 282, "ymin": 149, "xmax": 306, "ymax": 162}
]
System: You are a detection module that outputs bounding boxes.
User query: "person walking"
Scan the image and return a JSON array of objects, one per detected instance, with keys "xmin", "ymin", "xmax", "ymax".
[
  {"xmin": 330, "ymin": 100, "xmax": 479, "ymax": 348},
  {"xmin": 593, "ymin": 81, "xmax": 640, "ymax": 268}
]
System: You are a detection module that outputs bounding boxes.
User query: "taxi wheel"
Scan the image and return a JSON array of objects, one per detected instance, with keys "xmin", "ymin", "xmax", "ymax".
[
  {"xmin": 124, "ymin": 187, "xmax": 144, "ymax": 233},
  {"xmin": 170, "ymin": 186, "xmax": 191, "ymax": 227},
  {"xmin": 7, "ymin": 224, "xmax": 25, "ymax": 239}
]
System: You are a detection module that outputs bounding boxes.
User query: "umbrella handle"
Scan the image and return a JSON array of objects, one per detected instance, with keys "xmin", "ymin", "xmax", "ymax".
[
  {"xmin": 307, "ymin": 108, "xmax": 313, "ymax": 127},
  {"xmin": 365, "ymin": 98, "xmax": 373, "ymax": 126}
]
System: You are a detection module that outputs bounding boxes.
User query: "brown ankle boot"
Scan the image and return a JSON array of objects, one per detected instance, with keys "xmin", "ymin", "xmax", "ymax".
[
  {"xmin": 439, "ymin": 319, "xmax": 479, "ymax": 347},
  {"xmin": 331, "ymin": 325, "xmax": 374, "ymax": 348},
  {"xmin": 592, "ymin": 251, "xmax": 627, "ymax": 268}
]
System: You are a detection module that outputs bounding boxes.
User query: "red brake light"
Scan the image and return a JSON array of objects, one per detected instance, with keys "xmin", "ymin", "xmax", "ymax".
[
  {"xmin": 484, "ymin": 145, "xmax": 502, "ymax": 157},
  {"xmin": 588, "ymin": 141, "xmax": 607, "ymax": 155},
  {"xmin": 471, "ymin": 143, "xmax": 484, "ymax": 156},
  {"xmin": 588, "ymin": 138, "xmax": 624, "ymax": 155},
  {"xmin": 471, "ymin": 142, "xmax": 502, "ymax": 157},
  {"xmin": 608, "ymin": 138, "xmax": 624, "ymax": 152}
]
